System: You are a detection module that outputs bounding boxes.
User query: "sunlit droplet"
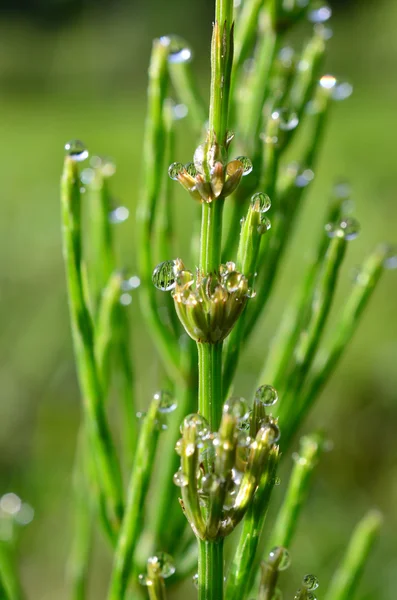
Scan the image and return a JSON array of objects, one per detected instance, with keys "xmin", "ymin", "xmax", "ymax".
[
  {"xmin": 251, "ymin": 192, "xmax": 271, "ymax": 214},
  {"xmin": 160, "ymin": 35, "xmax": 192, "ymax": 64},
  {"xmin": 319, "ymin": 74, "xmax": 337, "ymax": 90},
  {"xmin": 148, "ymin": 552, "xmax": 176, "ymax": 578},
  {"xmin": 152, "ymin": 260, "xmax": 178, "ymax": 291},
  {"xmin": 109, "ymin": 206, "xmax": 129, "ymax": 224},
  {"xmin": 303, "ymin": 574, "xmax": 319, "ymax": 591},
  {"xmin": 257, "ymin": 217, "xmax": 271, "ymax": 234},
  {"xmin": 255, "ymin": 385, "xmax": 278, "ymax": 407},
  {"xmin": 223, "ymin": 397, "xmax": 249, "ymax": 422},
  {"xmin": 155, "ymin": 390, "xmax": 177, "ymax": 414},
  {"xmin": 173, "ymin": 470, "xmax": 188, "ymax": 488},
  {"xmin": 168, "ymin": 162, "xmax": 185, "ymax": 180},
  {"xmin": 65, "ymin": 140, "xmax": 89, "ymax": 162},
  {"xmin": 235, "ymin": 156, "xmax": 253, "ymax": 175},
  {"xmin": 269, "ymin": 546, "xmax": 291, "ymax": 571}
]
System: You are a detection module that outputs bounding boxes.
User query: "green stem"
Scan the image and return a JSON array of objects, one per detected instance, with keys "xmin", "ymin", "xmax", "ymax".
[
  {"xmin": 107, "ymin": 396, "xmax": 161, "ymax": 600},
  {"xmin": 325, "ymin": 511, "xmax": 382, "ymax": 600},
  {"xmin": 198, "ymin": 540, "xmax": 224, "ymax": 600},
  {"xmin": 198, "ymin": 342, "xmax": 223, "ymax": 430},
  {"xmin": 0, "ymin": 541, "xmax": 23, "ymax": 600},
  {"xmin": 199, "ymin": 199, "xmax": 225, "ymax": 273}
]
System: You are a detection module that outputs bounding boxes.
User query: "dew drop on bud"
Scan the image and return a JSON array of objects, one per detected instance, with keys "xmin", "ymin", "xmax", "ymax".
[
  {"xmin": 325, "ymin": 217, "xmax": 360, "ymax": 241},
  {"xmin": 224, "ymin": 271, "xmax": 243, "ymax": 292},
  {"xmin": 223, "ymin": 397, "xmax": 250, "ymax": 422},
  {"xmin": 65, "ymin": 140, "xmax": 89, "ymax": 162},
  {"xmin": 182, "ymin": 414, "xmax": 210, "ymax": 439},
  {"xmin": 148, "ymin": 552, "xmax": 176, "ymax": 578},
  {"xmin": 255, "ymin": 384, "xmax": 278, "ymax": 407},
  {"xmin": 185, "ymin": 162, "xmax": 197, "ymax": 177},
  {"xmin": 176, "ymin": 270, "xmax": 194, "ymax": 287},
  {"xmin": 251, "ymin": 192, "xmax": 271, "ymax": 213},
  {"xmin": 168, "ymin": 162, "xmax": 185, "ymax": 180},
  {"xmin": 173, "ymin": 470, "xmax": 188, "ymax": 487},
  {"xmin": 154, "ymin": 390, "xmax": 177, "ymax": 413},
  {"xmin": 160, "ymin": 35, "xmax": 192, "ymax": 64},
  {"xmin": 152, "ymin": 260, "xmax": 178, "ymax": 291},
  {"xmin": 235, "ymin": 156, "xmax": 253, "ymax": 175},
  {"xmin": 303, "ymin": 574, "xmax": 319, "ymax": 591},
  {"xmin": 269, "ymin": 546, "xmax": 291, "ymax": 571}
]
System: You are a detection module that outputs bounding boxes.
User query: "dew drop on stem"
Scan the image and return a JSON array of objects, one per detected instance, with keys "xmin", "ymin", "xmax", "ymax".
[
  {"xmin": 303, "ymin": 574, "xmax": 319, "ymax": 591},
  {"xmin": 148, "ymin": 552, "xmax": 176, "ymax": 578},
  {"xmin": 65, "ymin": 140, "xmax": 89, "ymax": 162},
  {"xmin": 251, "ymin": 192, "xmax": 271, "ymax": 213},
  {"xmin": 223, "ymin": 397, "xmax": 250, "ymax": 422},
  {"xmin": 155, "ymin": 390, "xmax": 177, "ymax": 413},
  {"xmin": 160, "ymin": 35, "xmax": 192, "ymax": 64},
  {"xmin": 235, "ymin": 156, "xmax": 253, "ymax": 175},
  {"xmin": 269, "ymin": 546, "xmax": 291, "ymax": 571},
  {"xmin": 255, "ymin": 384, "xmax": 278, "ymax": 407}
]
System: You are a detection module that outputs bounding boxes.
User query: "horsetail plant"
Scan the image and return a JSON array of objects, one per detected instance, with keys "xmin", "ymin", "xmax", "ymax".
[{"xmin": 0, "ymin": 1, "xmax": 390, "ymax": 600}]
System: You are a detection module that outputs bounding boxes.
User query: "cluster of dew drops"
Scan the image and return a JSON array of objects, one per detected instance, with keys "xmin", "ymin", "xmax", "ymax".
[{"xmin": 64, "ymin": 140, "xmax": 141, "ymax": 306}]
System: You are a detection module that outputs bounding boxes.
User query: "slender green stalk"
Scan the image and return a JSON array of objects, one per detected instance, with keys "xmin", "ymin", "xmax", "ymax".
[
  {"xmin": 199, "ymin": 200, "xmax": 225, "ymax": 274},
  {"xmin": 198, "ymin": 342, "xmax": 223, "ymax": 430},
  {"xmin": 225, "ymin": 447, "xmax": 279, "ymax": 600},
  {"xmin": 137, "ymin": 38, "xmax": 184, "ymax": 384},
  {"xmin": 107, "ymin": 395, "xmax": 162, "ymax": 600},
  {"xmin": 198, "ymin": 540, "xmax": 224, "ymax": 600},
  {"xmin": 325, "ymin": 511, "xmax": 382, "ymax": 600},
  {"xmin": 268, "ymin": 434, "xmax": 324, "ymax": 550},
  {"xmin": 61, "ymin": 157, "xmax": 123, "ymax": 535},
  {"xmin": 0, "ymin": 541, "xmax": 23, "ymax": 600}
]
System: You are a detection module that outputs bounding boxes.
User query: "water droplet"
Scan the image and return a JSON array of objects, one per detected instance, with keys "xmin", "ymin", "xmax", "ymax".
[
  {"xmin": 185, "ymin": 162, "xmax": 197, "ymax": 178},
  {"xmin": 175, "ymin": 438, "xmax": 183, "ymax": 455},
  {"xmin": 136, "ymin": 411, "xmax": 147, "ymax": 421},
  {"xmin": 168, "ymin": 162, "xmax": 185, "ymax": 180},
  {"xmin": 181, "ymin": 414, "xmax": 211, "ymax": 439},
  {"xmin": 226, "ymin": 130, "xmax": 235, "ymax": 145},
  {"xmin": 235, "ymin": 156, "xmax": 253, "ymax": 175},
  {"xmin": 120, "ymin": 293, "xmax": 132, "ymax": 306},
  {"xmin": 121, "ymin": 275, "xmax": 141, "ymax": 291},
  {"xmin": 295, "ymin": 169, "xmax": 315, "ymax": 188},
  {"xmin": 325, "ymin": 217, "xmax": 360, "ymax": 241},
  {"xmin": 192, "ymin": 573, "xmax": 199, "ymax": 588},
  {"xmin": 224, "ymin": 271, "xmax": 243, "ymax": 292},
  {"xmin": 173, "ymin": 470, "xmax": 188, "ymax": 488},
  {"xmin": 65, "ymin": 140, "xmax": 89, "ymax": 162},
  {"xmin": 257, "ymin": 217, "xmax": 271, "ymax": 234},
  {"xmin": 255, "ymin": 385, "xmax": 278, "ymax": 406},
  {"xmin": 176, "ymin": 270, "xmax": 194, "ymax": 287},
  {"xmin": 199, "ymin": 473, "xmax": 221, "ymax": 496},
  {"xmin": 332, "ymin": 81, "xmax": 353, "ymax": 101},
  {"xmin": 223, "ymin": 397, "xmax": 249, "ymax": 422},
  {"xmin": 269, "ymin": 546, "xmax": 291, "ymax": 571},
  {"xmin": 319, "ymin": 74, "xmax": 337, "ymax": 89},
  {"xmin": 160, "ymin": 35, "xmax": 192, "ymax": 64},
  {"xmin": 148, "ymin": 552, "xmax": 176, "ymax": 578},
  {"xmin": 261, "ymin": 421, "xmax": 280, "ymax": 444},
  {"xmin": 251, "ymin": 192, "xmax": 271, "ymax": 214},
  {"xmin": 246, "ymin": 288, "xmax": 256, "ymax": 298},
  {"xmin": 0, "ymin": 493, "xmax": 21, "ymax": 515},
  {"xmin": 80, "ymin": 168, "xmax": 95, "ymax": 185},
  {"xmin": 308, "ymin": 3, "xmax": 332, "ymax": 23},
  {"xmin": 272, "ymin": 109, "xmax": 299, "ymax": 132},
  {"xmin": 138, "ymin": 574, "xmax": 152, "ymax": 587},
  {"xmin": 152, "ymin": 260, "xmax": 178, "ymax": 291},
  {"xmin": 14, "ymin": 503, "xmax": 34, "ymax": 526},
  {"xmin": 154, "ymin": 390, "xmax": 177, "ymax": 413},
  {"xmin": 303, "ymin": 574, "xmax": 319, "ymax": 591},
  {"xmin": 173, "ymin": 103, "xmax": 188, "ymax": 119},
  {"xmin": 384, "ymin": 246, "xmax": 397, "ymax": 270},
  {"xmin": 109, "ymin": 206, "xmax": 129, "ymax": 224}
]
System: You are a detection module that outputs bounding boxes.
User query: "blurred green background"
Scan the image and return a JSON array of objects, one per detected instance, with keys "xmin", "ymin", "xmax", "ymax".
[{"xmin": 0, "ymin": 0, "xmax": 396, "ymax": 598}]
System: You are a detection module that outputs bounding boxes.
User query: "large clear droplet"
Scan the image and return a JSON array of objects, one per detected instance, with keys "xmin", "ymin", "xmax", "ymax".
[
  {"xmin": 251, "ymin": 192, "xmax": 271, "ymax": 213},
  {"xmin": 185, "ymin": 162, "xmax": 197, "ymax": 177},
  {"xmin": 269, "ymin": 546, "xmax": 291, "ymax": 571},
  {"xmin": 155, "ymin": 390, "xmax": 177, "ymax": 413},
  {"xmin": 303, "ymin": 574, "xmax": 319, "ymax": 591},
  {"xmin": 148, "ymin": 552, "xmax": 176, "ymax": 578},
  {"xmin": 160, "ymin": 35, "xmax": 193, "ymax": 64},
  {"xmin": 223, "ymin": 397, "xmax": 249, "ymax": 422},
  {"xmin": 181, "ymin": 414, "xmax": 211, "ymax": 440},
  {"xmin": 325, "ymin": 217, "xmax": 360, "ymax": 241},
  {"xmin": 235, "ymin": 156, "xmax": 253, "ymax": 175},
  {"xmin": 152, "ymin": 260, "xmax": 178, "ymax": 291},
  {"xmin": 65, "ymin": 140, "xmax": 89, "ymax": 162},
  {"xmin": 255, "ymin": 385, "xmax": 278, "ymax": 406},
  {"xmin": 168, "ymin": 162, "xmax": 185, "ymax": 180}
]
